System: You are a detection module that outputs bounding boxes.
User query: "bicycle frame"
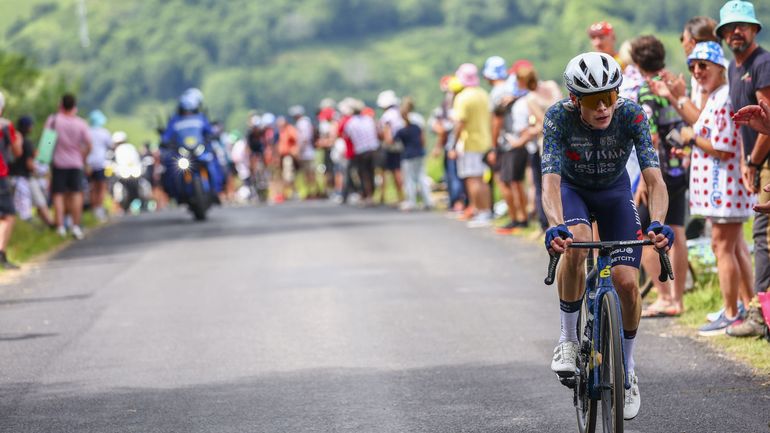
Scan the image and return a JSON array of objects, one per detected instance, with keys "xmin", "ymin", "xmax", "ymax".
[{"xmin": 583, "ymin": 249, "xmax": 630, "ymax": 398}]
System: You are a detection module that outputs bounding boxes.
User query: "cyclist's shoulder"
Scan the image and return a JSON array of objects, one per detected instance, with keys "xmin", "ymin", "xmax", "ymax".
[
  {"xmin": 544, "ymin": 98, "xmax": 578, "ymax": 129},
  {"xmin": 614, "ymin": 97, "xmax": 645, "ymax": 120}
]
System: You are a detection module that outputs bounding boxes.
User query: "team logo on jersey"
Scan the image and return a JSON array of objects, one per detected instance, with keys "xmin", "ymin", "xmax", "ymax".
[
  {"xmin": 566, "ymin": 150, "xmax": 581, "ymax": 161},
  {"xmin": 710, "ymin": 190, "xmax": 723, "ymax": 208}
]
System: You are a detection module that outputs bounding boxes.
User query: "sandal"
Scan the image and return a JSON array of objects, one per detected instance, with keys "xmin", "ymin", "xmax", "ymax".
[{"xmin": 642, "ymin": 305, "xmax": 681, "ymax": 318}]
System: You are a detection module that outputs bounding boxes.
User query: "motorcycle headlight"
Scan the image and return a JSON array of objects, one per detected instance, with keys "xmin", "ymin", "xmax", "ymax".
[
  {"xmin": 130, "ymin": 166, "xmax": 142, "ymax": 178},
  {"xmin": 177, "ymin": 157, "xmax": 190, "ymax": 170}
]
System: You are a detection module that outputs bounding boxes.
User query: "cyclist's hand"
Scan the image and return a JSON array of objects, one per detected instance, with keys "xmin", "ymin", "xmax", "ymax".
[
  {"xmin": 646, "ymin": 221, "xmax": 674, "ymax": 251},
  {"xmin": 545, "ymin": 224, "xmax": 573, "ymax": 254}
]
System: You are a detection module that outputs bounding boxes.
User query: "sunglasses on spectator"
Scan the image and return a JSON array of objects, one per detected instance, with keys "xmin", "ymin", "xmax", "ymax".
[
  {"xmin": 578, "ymin": 90, "xmax": 618, "ymax": 110},
  {"xmin": 721, "ymin": 22, "xmax": 753, "ymax": 34},
  {"xmin": 688, "ymin": 61, "xmax": 711, "ymax": 73}
]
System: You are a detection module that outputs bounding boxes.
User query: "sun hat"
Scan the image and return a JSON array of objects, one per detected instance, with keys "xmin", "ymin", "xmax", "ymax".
[
  {"xmin": 715, "ymin": 0, "xmax": 762, "ymax": 38},
  {"xmin": 376, "ymin": 90, "xmax": 399, "ymax": 109},
  {"xmin": 482, "ymin": 56, "xmax": 508, "ymax": 81},
  {"xmin": 687, "ymin": 41, "xmax": 729, "ymax": 68},
  {"xmin": 455, "ymin": 63, "xmax": 480, "ymax": 87}
]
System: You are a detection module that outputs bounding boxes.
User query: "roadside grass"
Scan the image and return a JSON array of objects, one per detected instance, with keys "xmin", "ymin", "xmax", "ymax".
[
  {"xmin": 6, "ymin": 211, "xmax": 99, "ymax": 265},
  {"xmin": 679, "ymin": 267, "xmax": 770, "ymax": 376}
]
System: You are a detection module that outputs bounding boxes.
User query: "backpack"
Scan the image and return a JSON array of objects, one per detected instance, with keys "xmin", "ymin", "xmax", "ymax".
[{"xmin": 0, "ymin": 123, "xmax": 15, "ymax": 166}]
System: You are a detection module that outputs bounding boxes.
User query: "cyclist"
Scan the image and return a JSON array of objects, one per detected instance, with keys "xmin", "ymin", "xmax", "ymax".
[{"xmin": 542, "ymin": 52, "xmax": 673, "ymax": 420}]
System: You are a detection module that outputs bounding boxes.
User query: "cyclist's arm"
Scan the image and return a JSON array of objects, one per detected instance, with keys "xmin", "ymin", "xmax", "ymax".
[
  {"xmin": 640, "ymin": 167, "xmax": 668, "ymax": 224},
  {"xmin": 542, "ymin": 173, "xmax": 565, "ymax": 226},
  {"xmin": 541, "ymin": 105, "xmax": 564, "ymax": 226}
]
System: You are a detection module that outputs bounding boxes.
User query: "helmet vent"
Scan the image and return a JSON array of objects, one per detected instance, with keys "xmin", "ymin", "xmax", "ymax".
[{"xmin": 574, "ymin": 77, "xmax": 590, "ymax": 89}]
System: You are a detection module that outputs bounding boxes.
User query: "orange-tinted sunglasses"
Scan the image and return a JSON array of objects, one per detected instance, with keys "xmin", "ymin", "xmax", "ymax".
[{"xmin": 578, "ymin": 90, "xmax": 618, "ymax": 110}]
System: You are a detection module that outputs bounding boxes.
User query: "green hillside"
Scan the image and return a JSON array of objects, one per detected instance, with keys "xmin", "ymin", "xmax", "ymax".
[{"xmin": 1, "ymin": 0, "xmax": 769, "ymax": 140}]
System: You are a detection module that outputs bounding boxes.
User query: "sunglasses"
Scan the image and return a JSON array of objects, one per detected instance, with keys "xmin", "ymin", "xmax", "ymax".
[
  {"xmin": 578, "ymin": 90, "xmax": 618, "ymax": 110},
  {"xmin": 721, "ymin": 22, "xmax": 752, "ymax": 34},
  {"xmin": 688, "ymin": 61, "xmax": 711, "ymax": 73}
]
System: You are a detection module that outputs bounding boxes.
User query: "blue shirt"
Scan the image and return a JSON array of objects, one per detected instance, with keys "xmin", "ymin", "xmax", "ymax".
[
  {"xmin": 542, "ymin": 97, "xmax": 659, "ymax": 189},
  {"xmin": 394, "ymin": 124, "xmax": 424, "ymax": 159}
]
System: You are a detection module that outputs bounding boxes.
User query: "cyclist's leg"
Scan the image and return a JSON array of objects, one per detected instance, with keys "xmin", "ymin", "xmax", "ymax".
[
  {"xmin": 589, "ymin": 174, "xmax": 643, "ymax": 374},
  {"xmin": 551, "ymin": 182, "xmax": 592, "ymax": 375},
  {"xmin": 558, "ymin": 183, "xmax": 592, "ymax": 341}
]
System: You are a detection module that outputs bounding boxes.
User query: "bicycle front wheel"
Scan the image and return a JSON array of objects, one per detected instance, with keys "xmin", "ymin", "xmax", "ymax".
[
  {"xmin": 599, "ymin": 293, "xmax": 624, "ymax": 433},
  {"xmin": 576, "ymin": 295, "xmax": 597, "ymax": 433}
]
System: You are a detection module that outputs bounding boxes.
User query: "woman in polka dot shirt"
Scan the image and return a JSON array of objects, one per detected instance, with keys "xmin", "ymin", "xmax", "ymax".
[{"xmin": 680, "ymin": 42, "xmax": 754, "ymax": 336}]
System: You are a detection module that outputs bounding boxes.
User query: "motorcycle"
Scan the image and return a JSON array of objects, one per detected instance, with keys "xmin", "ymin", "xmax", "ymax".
[
  {"xmin": 109, "ymin": 143, "xmax": 152, "ymax": 213},
  {"xmin": 162, "ymin": 136, "xmax": 220, "ymax": 221}
]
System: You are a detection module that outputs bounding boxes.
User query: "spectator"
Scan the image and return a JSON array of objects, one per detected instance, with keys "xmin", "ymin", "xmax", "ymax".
[
  {"xmin": 377, "ymin": 90, "xmax": 405, "ymax": 206},
  {"xmin": 588, "ymin": 21, "xmax": 623, "ymax": 68},
  {"xmin": 10, "ymin": 116, "xmax": 54, "ymax": 229},
  {"xmin": 483, "ymin": 55, "xmax": 520, "ymax": 233},
  {"xmin": 316, "ymin": 99, "xmax": 337, "ymax": 197},
  {"xmin": 630, "ymin": 35, "xmax": 689, "ymax": 317},
  {"xmin": 386, "ymin": 97, "xmax": 432, "ymax": 211},
  {"xmin": 46, "ymin": 93, "xmax": 92, "ymax": 240},
  {"xmin": 513, "ymin": 60, "xmax": 562, "ymax": 234},
  {"xmin": 87, "ymin": 110, "xmax": 112, "ymax": 222},
  {"xmin": 497, "ymin": 63, "xmax": 540, "ymax": 232},
  {"xmin": 451, "ymin": 63, "xmax": 493, "ymax": 228},
  {"xmin": 430, "ymin": 76, "xmax": 467, "ymax": 214},
  {"xmin": 0, "ymin": 92, "xmax": 23, "ymax": 269},
  {"xmin": 650, "ymin": 17, "xmax": 719, "ymax": 126},
  {"xmin": 344, "ymin": 99, "xmax": 380, "ymax": 204},
  {"xmin": 290, "ymin": 105, "xmax": 320, "ymax": 199},
  {"xmin": 275, "ymin": 115, "xmax": 298, "ymax": 203},
  {"xmin": 679, "ymin": 42, "xmax": 754, "ymax": 336},
  {"xmin": 717, "ymin": 0, "xmax": 770, "ymax": 337}
]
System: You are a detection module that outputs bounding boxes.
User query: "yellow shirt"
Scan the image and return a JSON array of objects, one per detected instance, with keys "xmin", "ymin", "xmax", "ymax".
[{"xmin": 453, "ymin": 86, "xmax": 492, "ymax": 153}]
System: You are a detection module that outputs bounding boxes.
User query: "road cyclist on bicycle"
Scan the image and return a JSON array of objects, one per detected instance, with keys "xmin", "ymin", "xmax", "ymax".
[{"xmin": 541, "ymin": 52, "xmax": 674, "ymax": 420}]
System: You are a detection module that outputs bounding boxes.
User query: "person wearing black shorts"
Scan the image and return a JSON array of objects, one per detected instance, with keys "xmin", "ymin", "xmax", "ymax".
[{"xmin": 632, "ymin": 35, "xmax": 689, "ymax": 317}]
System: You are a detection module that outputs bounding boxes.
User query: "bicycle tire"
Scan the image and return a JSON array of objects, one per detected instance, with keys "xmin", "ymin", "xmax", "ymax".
[
  {"xmin": 599, "ymin": 293, "xmax": 624, "ymax": 433},
  {"xmin": 576, "ymin": 295, "xmax": 598, "ymax": 433}
]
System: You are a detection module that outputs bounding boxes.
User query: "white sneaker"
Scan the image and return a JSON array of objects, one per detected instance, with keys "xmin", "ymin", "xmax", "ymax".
[
  {"xmin": 623, "ymin": 372, "xmax": 641, "ymax": 420},
  {"xmin": 71, "ymin": 225, "xmax": 85, "ymax": 241},
  {"xmin": 466, "ymin": 211, "xmax": 492, "ymax": 228},
  {"xmin": 56, "ymin": 226, "xmax": 67, "ymax": 238},
  {"xmin": 550, "ymin": 341, "xmax": 578, "ymax": 375}
]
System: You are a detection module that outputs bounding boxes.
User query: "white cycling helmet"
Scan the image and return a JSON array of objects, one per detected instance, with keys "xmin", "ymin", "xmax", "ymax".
[{"xmin": 563, "ymin": 52, "xmax": 623, "ymax": 95}]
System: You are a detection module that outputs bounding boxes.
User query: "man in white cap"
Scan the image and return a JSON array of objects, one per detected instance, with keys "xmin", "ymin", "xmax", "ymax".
[
  {"xmin": 717, "ymin": 0, "xmax": 770, "ymax": 337},
  {"xmin": 450, "ymin": 63, "xmax": 493, "ymax": 227}
]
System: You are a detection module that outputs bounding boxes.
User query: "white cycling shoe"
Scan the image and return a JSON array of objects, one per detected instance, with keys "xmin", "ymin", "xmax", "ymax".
[
  {"xmin": 623, "ymin": 372, "xmax": 641, "ymax": 420},
  {"xmin": 550, "ymin": 341, "xmax": 578, "ymax": 375}
]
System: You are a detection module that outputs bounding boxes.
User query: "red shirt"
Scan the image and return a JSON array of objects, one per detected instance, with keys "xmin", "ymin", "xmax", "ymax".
[{"xmin": 337, "ymin": 115, "xmax": 355, "ymax": 160}]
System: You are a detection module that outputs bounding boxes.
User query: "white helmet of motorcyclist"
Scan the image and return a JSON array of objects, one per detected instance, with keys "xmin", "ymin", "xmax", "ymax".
[
  {"xmin": 180, "ymin": 88, "xmax": 204, "ymax": 111},
  {"xmin": 112, "ymin": 130, "xmax": 128, "ymax": 144}
]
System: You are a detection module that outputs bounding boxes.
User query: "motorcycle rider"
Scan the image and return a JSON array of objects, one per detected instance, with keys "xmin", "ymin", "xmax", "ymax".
[{"xmin": 159, "ymin": 88, "xmax": 224, "ymax": 203}]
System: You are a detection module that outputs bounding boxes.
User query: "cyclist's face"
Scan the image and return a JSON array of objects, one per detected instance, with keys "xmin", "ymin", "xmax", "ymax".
[{"xmin": 574, "ymin": 93, "xmax": 616, "ymax": 130}]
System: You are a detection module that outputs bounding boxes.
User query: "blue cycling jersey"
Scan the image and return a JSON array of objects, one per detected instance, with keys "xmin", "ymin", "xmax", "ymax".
[{"xmin": 542, "ymin": 97, "xmax": 659, "ymax": 189}]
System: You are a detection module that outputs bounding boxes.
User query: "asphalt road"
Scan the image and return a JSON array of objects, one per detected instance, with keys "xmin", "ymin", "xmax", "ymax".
[{"xmin": 0, "ymin": 203, "xmax": 768, "ymax": 433}]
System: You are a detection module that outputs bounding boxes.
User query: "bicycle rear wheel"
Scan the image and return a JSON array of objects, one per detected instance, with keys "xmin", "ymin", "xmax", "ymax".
[
  {"xmin": 599, "ymin": 293, "xmax": 624, "ymax": 433},
  {"xmin": 576, "ymin": 295, "xmax": 597, "ymax": 433}
]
